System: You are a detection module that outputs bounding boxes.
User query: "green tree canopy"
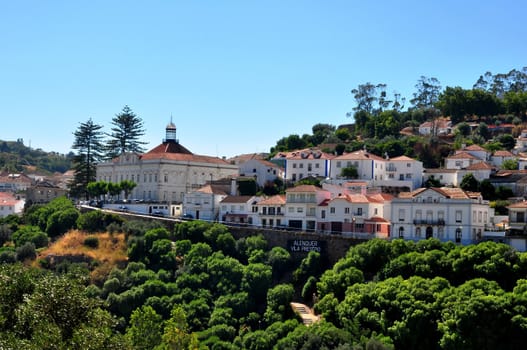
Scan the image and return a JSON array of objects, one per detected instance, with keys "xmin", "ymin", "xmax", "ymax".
[
  {"xmin": 105, "ymin": 105, "xmax": 147, "ymax": 159},
  {"xmin": 70, "ymin": 118, "xmax": 105, "ymax": 199}
]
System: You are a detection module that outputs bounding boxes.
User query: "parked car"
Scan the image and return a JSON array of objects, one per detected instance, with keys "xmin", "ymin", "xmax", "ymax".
[{"xmin": 181, "ymin": 213, "xmax": 194, "ymax": 220}]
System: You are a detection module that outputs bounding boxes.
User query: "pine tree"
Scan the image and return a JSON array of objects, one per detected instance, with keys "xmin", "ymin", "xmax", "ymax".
[
  {"xmin": 105, "ymin": 105, "xmax": 147, "ymax": 159},
  {"xmin": 70, "ymin": 118, "xmax": 105, "ymax": 199}
]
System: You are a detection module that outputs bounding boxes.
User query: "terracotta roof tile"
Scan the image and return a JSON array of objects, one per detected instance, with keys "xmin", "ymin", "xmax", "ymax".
[
  {"xmin": 493, "ymin": 150, "xmax": 515, "ymax": 157},
  {"xmin": 464, "ymin": 144, "xmax": 487, "ymax": 152},
  {"xmin": 334, "ymin": 150, "xmax": 384, "ymax": 161},
  {"xmin": 508, "ymin": 201, "xmax": 527, "ymax": 209},
  {"xmin": 140, "ymin": 141, "xmax": 232, "ymax": 166},
  {"xmin": 220, "ymin": 195, "xmax": 256, "ymax": 204},
  {"xmin": 257, "ymin": 195, "xmax": 286, "ymax": 205},
  {"xmin": 465, "ymin": 162, "xmax": 493, "ymax": 170},
  {"xmin": 448, "ymin": 152, "xmax": 479, "ymax": 160},
  {"xmin": 286, "ymin": 185, "xmax": 321, "ymax": 193},
  {"xmin": 389, "ymin": 155, "xmax": 417, "ymax": 161}
]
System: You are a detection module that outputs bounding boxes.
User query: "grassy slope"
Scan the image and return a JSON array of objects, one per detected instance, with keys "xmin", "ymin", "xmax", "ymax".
[{"xmin": 36, "ymin": 230, "xmax": 128, "ymax": 285}]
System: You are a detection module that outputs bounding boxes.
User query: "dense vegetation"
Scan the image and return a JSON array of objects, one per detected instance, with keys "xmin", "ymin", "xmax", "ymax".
[
  {"xmin": 0, "ymin": 139, "xmax": 73, "ymax": 174},
  {"xmin": 2, "ymin": 199, "xmax": 527, "ymax": 349}
]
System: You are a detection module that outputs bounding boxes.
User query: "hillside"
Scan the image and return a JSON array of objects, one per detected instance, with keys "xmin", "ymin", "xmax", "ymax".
[
  {"xmin": 36, "ymin": 230, "xmax": 128, "ymax": 285},
  {"xmin": 0, "ymin": 139, "xmax": 73, "ymax": 174}
]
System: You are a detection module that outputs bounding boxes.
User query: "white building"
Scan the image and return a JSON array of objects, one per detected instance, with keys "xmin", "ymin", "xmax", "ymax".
[
  {"xmin": 491, "ymin": 150, "xmax": 516, "ymax": 168},
  {"xmin": 383, "ymin": 155, "xmax": 423, "ymax": 190},
  {"xmin": 514, "ymin": 130, "xmax": 527, "ymax": 154},
  {"xmin": 445, "ymin": 151, "xmax": 483, "ymax": 170},
  {"xmin": 0, "ymin": 173, "xmax": 33, "ymax": 192},
  {"xmin": 183, "ymin": 184, "xmax": 229, "ymax": 221},
  {"xmin": 284, "ymin": 185, "xmax": 331, "ymax": 231},
  {"xmin": 96, "ymin": 122, "xmax": 238, "ymax": 203},
  {"xmin": 238, "ymin": 158, "xmax": 284, "ymax": 187},
  {"xmin": 219, "ymin": 195, "xmax": 261, "ymax": 226},
  {"xmin": 317, "ymin": 192, "xmax": 392, "ymax": 237},
  {"xmin": 0, "ymin": 193, "xmax": 25, "ymax": 218},
  {"xmin": 250, "ymin": 194, "xmax": 287, "ymax": 229},
  {"xmin": 418, "ymin": 118, "xmax": 452, "ymax": 136},
  {"xmin": 330, "ymin": 149, "xmax": 384, "ymax": 182},
  {"xmin": 272, "ymin": 148, "xmax": 333, "ymax": 182},
  {"xmin": 423, "ymin": 169, "xmax": 459, "ymax": 187},
  {"xmin": 391, "ymin": 187, "xmax": 492, "ymax": 244},
  {"xmin": 461, "ymin": 144, "xmax": 491, "ymax": 161}
]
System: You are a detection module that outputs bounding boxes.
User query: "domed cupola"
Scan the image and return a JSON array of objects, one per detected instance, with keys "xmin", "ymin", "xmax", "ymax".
[{"xmin": 164, "ymin": 118, "xmax": 178, "ymax": 143}]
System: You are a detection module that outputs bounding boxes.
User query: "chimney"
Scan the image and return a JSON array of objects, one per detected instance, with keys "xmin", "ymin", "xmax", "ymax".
[{"xmin": 230, "ymin": 178, "xmax": 237, "ymax": 196}]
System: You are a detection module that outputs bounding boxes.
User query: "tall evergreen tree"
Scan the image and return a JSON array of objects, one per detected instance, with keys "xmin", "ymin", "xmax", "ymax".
[
  {"xmin": 105, "ymin": 105, "xmax": 147, "ymax": 159},
  {"xmin": 70, "ymin": 118, "xmax": 105, "ymax": 199}
]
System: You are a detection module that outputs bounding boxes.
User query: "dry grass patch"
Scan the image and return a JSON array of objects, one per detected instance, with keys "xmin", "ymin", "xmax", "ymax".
[{"xmin": 37, "ymin": 229, "xmax": 128, "ymax": 285}]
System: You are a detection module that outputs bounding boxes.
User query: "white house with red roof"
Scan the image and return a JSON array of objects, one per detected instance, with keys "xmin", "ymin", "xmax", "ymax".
[
  {"xmin": 423, "ymin": 168, "xmax": 458, "ymax": 187},
  {"xmin": 238, "ymin": 158, "xmax": 284, "ymax": 187},
  {"xmin": 445, "ymin": 151, "xmax": 484, "ymax": 170},
  {"xmin": 330, "ymin": 149, "xmax": 385, "ymax": 182},
  {"xmin": 272, "ymin": 148, "xmax": 333, "ymax": 182},
  {"xmin": 418, "ymin": 118, "xmax": 452, "ymax": 136},
  {"xmin": 0, "ymin": 173, "xmax": 33, "ymax": 192},
  {"xmin": 390, "ymin": 187, "xmax": 492, "ymax": 244},
  {"xmin": 0, "ymin": 192, "xmax": 25, "ymax": 218},
  {"xmin": 249, "ymin": 194, "xmax": 287, "ymax": 229},
  {"xmin": 459, "ymin": 144, "xmax": 490, "ymax": 161},
  {"xmin": 317, "ymin": 191, "xmax": 392, "ymax": 238},
  {"xmin": 329, "ymin": 150, "xmax": 423, "ymax": 190},
  {"xmin": 284, "ymin": 185, "xmax": 331, "ymax": 231},
  {"xmin": 97, "ymin": 122, "xmax": 238, "ymax": 203},
  {"xmin": 219, "ymin": 195, "xmax": 261, "ymax": 226},
  {"xmin": 183, "ymin": 184, "xmax": 230, "ymax": 221},
  {"xmin": 383, "ymin": 155, "xmax": 423, "ymax": 190},
  {"xmin": 491, "ymin": 150, "xmax": 517, "ymax": 168}
]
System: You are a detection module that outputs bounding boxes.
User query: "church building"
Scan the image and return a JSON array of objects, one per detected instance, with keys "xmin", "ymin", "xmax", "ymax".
[{"xmin": 96, "ymin": 122, "xmax": 238, "ymax": 203}]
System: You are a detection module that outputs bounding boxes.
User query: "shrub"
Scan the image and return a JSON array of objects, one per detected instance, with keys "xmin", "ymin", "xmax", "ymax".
[
  {"xmin": 15, "ymin": 242, "xmax": 37, "ymax": 261},
  {"xmin": 84, "ymin": 236, "xmax": 99, "ymax": 249},
  {"xmin": 11, "ymin": 225, "xmax": 49, "ymax": 249},
  {"xmin": 46, "ymin": 207, "xmax": 79, "ymax": 238},
  {"xmin": 0, "ymin": 224, "xmax": 13, "ymax": 246},
  {"xmin": 76, "ymin": 211, "xmax": 112, "ymax": 232},
  {"xmin": 107, "ymin": 222, "xmax": 122, "ymax": 234},
  {"xmin": 0, "ymin": 249, "xmax": 16, "ymax": 263}
]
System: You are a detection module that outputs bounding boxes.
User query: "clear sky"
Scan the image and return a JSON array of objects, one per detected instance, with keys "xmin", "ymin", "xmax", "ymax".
[{"xmin": 1, "ymin": 0, "xmax": 526, "ymax": 158}]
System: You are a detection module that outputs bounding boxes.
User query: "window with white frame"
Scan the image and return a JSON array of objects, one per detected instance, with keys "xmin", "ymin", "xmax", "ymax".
[
  {"xmin": 399, "ymin": 209, "xmax": 405, "ymax": 221},
  {"xmin": 455, "ymin": 210, "xmax": 462, "ymax": 223}
]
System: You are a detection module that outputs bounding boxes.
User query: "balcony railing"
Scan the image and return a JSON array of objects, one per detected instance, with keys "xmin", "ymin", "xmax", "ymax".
[
  {"xmin": 259, "ymin": 212, "xmax": 284, "ymax": 216},
  {"xmin": 413, "ymin": 219, "xmax": 445, "ymax": 226}
]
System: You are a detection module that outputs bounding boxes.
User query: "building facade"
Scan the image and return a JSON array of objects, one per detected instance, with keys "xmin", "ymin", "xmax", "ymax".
[
  {"xmin": 96, "ymin": 122, "xmax": 239, "ymax": 203},
  {"xmin": 390, "ymin": 187, "xmax": 492, "ymax": 244}
]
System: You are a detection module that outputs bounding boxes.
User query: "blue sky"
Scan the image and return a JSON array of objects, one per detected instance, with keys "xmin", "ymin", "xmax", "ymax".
[{"xmin": 1, "ymin": 0, "xmax": 526, "ymax": 158}]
